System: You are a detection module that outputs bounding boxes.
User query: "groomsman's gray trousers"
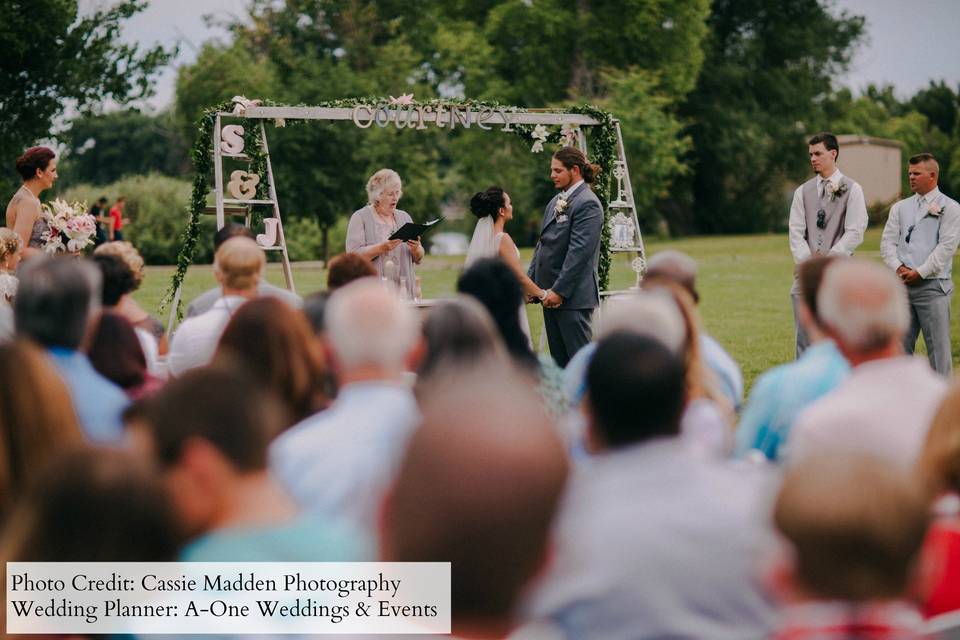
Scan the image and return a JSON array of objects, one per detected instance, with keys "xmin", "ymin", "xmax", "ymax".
[
  {"xmin": 543, "ymin": 307, "xmax": 593, "ymax": 368},
  {"xmin": 904, "ymin": 278, "xmax": 954, "ymax": 376}
]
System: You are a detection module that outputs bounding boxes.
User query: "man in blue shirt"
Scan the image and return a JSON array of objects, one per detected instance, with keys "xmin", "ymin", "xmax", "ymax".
[
  {"xmin": 735, "ymin": 255, "xmax": 850, "ymax": 461},
  {"xmin": 15, "ymin": 257, "xmax": 128, "ymax": 443}
]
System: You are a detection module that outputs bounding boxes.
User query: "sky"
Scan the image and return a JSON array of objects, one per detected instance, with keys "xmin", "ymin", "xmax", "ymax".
[{"xmin": 82, "ymin": 0, "xmax": 960, "ymax": 110}]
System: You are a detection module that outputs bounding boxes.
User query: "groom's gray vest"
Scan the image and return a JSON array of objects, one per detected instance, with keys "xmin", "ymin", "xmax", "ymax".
[{"xmin": 801, "ymin": 177, "xmax": 852, "ymax": 256}]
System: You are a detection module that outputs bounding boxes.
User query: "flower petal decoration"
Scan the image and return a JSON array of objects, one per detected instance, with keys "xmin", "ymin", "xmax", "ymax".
[{"xmin": 389, "ymin": 93, "xmax": 415, "ymax": 105}]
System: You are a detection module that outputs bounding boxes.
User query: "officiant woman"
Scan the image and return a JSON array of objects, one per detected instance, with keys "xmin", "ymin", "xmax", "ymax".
[{"xmin": 347, "ymin": 168, "xmax": 423, "ymax": 298}]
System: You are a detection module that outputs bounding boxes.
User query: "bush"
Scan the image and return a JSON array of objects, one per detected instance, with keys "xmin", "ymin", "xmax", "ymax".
[{"xmin": 60, "ymin": 174, "xmax": 212, "ymax": 265}]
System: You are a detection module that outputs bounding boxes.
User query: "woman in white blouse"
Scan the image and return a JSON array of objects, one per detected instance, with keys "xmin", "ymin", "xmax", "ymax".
[{"xmin": 346, "ymin": 169, "xmax": 424, "ymax": 298}]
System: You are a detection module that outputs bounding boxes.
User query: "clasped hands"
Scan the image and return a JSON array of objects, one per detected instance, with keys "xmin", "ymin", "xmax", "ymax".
[
  {"xmin": 527, "ymin": 289, "xmax": 563, "ymax": 308},
  {"xmin": 896, "ymin": 264, "xmax": 922, "ymax": 286}
]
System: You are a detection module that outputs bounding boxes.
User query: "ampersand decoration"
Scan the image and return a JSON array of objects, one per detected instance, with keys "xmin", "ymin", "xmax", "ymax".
[{"xmin": 227, "ymin": 170, "xmax": 261, "ymax": 201}]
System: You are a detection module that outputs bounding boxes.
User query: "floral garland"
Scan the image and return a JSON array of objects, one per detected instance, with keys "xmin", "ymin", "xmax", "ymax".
[{"xmin": 162, "ymin": 98, "xmax": 619, "ymax": 317}]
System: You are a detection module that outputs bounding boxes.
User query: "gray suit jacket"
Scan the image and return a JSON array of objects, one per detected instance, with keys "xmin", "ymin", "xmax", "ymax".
[{"xmin": 527, "ymin": 184, "xmax": 604, "ymax": 309}]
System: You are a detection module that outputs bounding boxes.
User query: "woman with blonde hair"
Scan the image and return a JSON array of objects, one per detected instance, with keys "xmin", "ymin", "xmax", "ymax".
[
  {"xmin": 0, "ymin": 340, "xmax": 86, "ymax": 520},
  {"xmin": 346, "ymin": 169, "xmax": 424, "ymax": 299}
]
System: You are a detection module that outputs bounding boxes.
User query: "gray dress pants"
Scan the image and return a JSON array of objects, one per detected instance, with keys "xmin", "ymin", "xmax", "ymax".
[{"xmin": 904, "ymin": 277, "xmax": 954, "ymax": 376}]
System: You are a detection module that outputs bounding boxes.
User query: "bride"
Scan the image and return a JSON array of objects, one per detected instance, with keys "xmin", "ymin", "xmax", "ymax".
[
  {"xmin": 465, "ymin": 187, "xmax": 546, "ymax": 344},
  {"xmin": 5, "ymin": 147, "xmax": 58, "ymax": 260}
]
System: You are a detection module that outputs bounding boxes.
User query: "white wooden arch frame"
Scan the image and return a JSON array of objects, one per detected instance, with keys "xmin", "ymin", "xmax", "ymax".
[{"xmin": 168, "ymin": 104, "xmax": 646, "ymax": 335}]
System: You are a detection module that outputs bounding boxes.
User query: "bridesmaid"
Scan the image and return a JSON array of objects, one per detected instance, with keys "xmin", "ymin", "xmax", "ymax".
[{"xmin": 5, "ymin": 146, "xmax": 58, "ymax": 260}]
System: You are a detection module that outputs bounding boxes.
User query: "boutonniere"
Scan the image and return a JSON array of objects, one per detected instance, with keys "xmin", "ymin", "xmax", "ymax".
[
  {"xmin": 555, "ymin": 196, "xmax": 569, "ymax": 215},
  {"xmin": 927, "ymin": 201, "xmax": 945, "ymax": 217},
  {"xmin": 825, "ymin": 180, "xmax": 848, "ymax": 201}
]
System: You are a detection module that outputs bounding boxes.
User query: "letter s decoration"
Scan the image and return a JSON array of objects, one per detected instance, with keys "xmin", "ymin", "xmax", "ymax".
[{"xmin": 220, "ymin": 125, "xmax": 245, "ymax": 155}]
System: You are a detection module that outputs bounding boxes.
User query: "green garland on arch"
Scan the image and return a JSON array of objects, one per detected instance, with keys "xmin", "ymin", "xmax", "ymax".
[{"xmin": 162, "ymin": 98, "xmax": 620, "ymax": 318}]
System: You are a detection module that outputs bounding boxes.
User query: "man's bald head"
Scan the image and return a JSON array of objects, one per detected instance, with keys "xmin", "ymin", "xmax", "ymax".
[
  {"xmin": 818, "ymin": 258, "xmax": 909, "ymax": 356},
  {"xmin": 382, "ymin": 362, "xmax": 568, "ymax": 625}
]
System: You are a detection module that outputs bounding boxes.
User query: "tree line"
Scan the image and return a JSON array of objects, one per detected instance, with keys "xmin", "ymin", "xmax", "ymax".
[{"xmin": 5, "ymin": 0, "xmax": 958, "ymax": 260}]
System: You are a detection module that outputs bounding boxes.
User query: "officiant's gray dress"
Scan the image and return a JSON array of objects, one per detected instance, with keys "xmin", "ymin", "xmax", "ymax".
[{"xmin": 346, "ymin": 205, "xmax": 417, "ymax": 298}]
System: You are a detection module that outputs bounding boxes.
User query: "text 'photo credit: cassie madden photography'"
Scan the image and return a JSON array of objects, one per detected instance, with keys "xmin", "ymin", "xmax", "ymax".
[{"xmin": 6, "ymin": 562, "xmax": 451, "ymax": 634}]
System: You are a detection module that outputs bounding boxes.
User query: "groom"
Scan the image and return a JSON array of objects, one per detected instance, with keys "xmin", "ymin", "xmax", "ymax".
[{"xmin": 528, "ymin": 147, "xmax": 604, "ymax": 367}]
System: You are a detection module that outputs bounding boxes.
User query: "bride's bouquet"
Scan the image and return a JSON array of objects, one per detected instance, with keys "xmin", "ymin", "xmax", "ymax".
[{"xmin": 41, "ymin": 199, "xmax": 97, "ymax": 254}]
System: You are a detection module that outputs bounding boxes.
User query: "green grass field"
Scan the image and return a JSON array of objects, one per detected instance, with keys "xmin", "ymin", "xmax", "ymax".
[{"xmin": 133, "ymin": 228, "xmax": 953, "ymax": 388}]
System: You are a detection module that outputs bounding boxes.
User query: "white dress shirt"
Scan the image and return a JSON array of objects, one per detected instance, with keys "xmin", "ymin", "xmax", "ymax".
[
  {"xmin": 790, "ymin": 356, "xmax": 947, "ymax": 469},
  {"xmin": 167, "ymin": 295, "xmax": 247, "ymax": 376},
  {"xmin": 880, "ymin": 187, "xmax": 960, "ymax": 278},
  {"xmin": 561, "ymin": 179, "xmax": 584, "ymax": 201},
  {"xmin": 524, "ymin": 438, "xmax": 778, "ymax": 639},
  {"xmin": 269, "ymin": 381, "xmax": 420, "ymax": 532},
  {"xmin": 788, "ymin": 168, "xmax": 868, "ymax": 263}
]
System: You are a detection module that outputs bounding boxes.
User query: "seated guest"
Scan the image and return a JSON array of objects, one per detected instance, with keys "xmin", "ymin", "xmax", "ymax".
[
  {"xmin": 735, "ymin": 256, "xmax": 849, "ymax": 462},
  {"xmin": 416, "ymin": 296, "xmax": 509, "ymax": 384},
  {"xmin": 270, "ymin": 278, "xmax": 422, "ymax": 531},
  {"xmin": 0, "ymin": 340, "xmax": 85, "ymax": 521},
  {"xmin": 326, "ymin": 251, "xmax": 377, "ymax": 290},
  {"xmin": 301, "ymin": 290, "xmax": 330, "ymax": 336},
  {"xmin": 770, "ymin": 454, "xmax": 928, "ymax": 638},
  {"xmin": 88, "ymin": 312, "xmax": 164, "ymax": 400},
  {"xmin": 167, "ymin": 236, "xmax": 264, "ymax": 376},
  {"xmin": 458, "ymin": 257, "xmax": 565, "ymax": 419},
  {"xmin": 14, "ymin": 257, "xmax": 129, "ymax": 443},
  {"xmin": 215, "ymin": 297, "xmax": 330, "ymax": 429},
  {"xmin": 94, "ymin": 241, "xmax": 168, "ymax": 355},
  {"xmin": 382, "ymin": 362, "xmax": 568, "ymax": 638},
  {"xmin": 185, "ymin": 223, "xmax": 301, "ymax": 318},
  {"xmin": 0, "ymin": 448, "xmax": 181, "ymax": 562},
  {"xmin": 566, "ymin": 286, "xmax": 731, "ymax": 457},
  {"xmin": 791, "ymin": 258, "xmax": 946, "ymax": 468},
  {"xmin": 91, "ymin": 252, "xmax": 160, "ymax": 373},
  {"xmin": 524, "ymin": 332, "xmax": 777, "ymax": 638},
  {"xmin": 643, "ymin": 249, "xmax": 744, "ymax": 410},
  {"xmin": 915, "ymin": 383, "xmax": 960, "ymax": 617},
  {"xmin": 133, "ymin": 367, "xmax": 363, "ymax": 560}
]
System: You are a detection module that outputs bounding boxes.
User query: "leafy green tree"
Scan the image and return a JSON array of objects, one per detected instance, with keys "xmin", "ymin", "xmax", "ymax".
[
  {"xmin": 909, "ymin": 81, "xmax": 959, "ymax": 138},
  {"xmin": 59, "ymin": 110, "xmax": 189, "ymax": 187},
  {"xmin": 680, "ymin": 0, "xmax": 865, "ymax": 233},
  {"xmin": 825, "ymin": 85, "xmax": 954, "ymax": 198},
  {"xmin": 0, "ymin": 0, "xmax": 171, "ymax": 195}
]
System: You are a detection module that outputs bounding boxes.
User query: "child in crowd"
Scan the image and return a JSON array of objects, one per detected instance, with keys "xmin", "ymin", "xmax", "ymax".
[
  {"xmin": 771, "ymin": 454, "xmax": 930, "ymax": 639},
  {"xmin": 0, "ymin": 227, "xmax": 23, "ymax": 301}
]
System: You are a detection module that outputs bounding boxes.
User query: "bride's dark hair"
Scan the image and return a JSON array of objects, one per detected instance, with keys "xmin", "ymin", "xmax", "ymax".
[{"xmin": 469, "ymin": 187, "xmax": 506, "ymax": 220}]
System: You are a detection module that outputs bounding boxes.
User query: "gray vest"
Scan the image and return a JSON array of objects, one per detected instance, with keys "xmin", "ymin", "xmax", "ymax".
[
  {"xmin": 896, "ymin": 193, "xmax": 952, "ymax": 280},
  {"xmin": 801, "ymin": 177, "xmax": 851, "ymax": 256}
]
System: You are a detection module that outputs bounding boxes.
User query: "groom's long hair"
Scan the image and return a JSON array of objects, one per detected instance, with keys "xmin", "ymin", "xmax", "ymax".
[{"xmin": 553, "ymin": 147, "xmax": 601, "ymax": 185}]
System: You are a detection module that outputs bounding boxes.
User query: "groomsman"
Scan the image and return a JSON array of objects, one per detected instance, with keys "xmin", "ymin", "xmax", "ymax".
[
  {"xmin": 880, "ymin": 153, "xmax": 960, "ymax": 376},
  {"xmin": 788, "ymin": 132, "xmax": 868, "ymax": 357}
]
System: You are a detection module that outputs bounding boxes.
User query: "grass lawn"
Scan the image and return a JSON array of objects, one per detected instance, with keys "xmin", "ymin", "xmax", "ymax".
[{"xmin": 133, "ymin": 228, "xmax": 951, "ymax": 389}]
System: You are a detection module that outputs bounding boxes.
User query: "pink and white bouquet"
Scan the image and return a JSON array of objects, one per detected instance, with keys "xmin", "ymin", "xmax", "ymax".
[{"xmin": 41, "ymin": 199, "xmax": 97, "ymax": 254}]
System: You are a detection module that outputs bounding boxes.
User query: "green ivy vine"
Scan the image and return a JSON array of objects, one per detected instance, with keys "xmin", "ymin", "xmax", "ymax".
[{"xmin": 162, "ymin": 97, "xmax": 620, "ymax": 318}]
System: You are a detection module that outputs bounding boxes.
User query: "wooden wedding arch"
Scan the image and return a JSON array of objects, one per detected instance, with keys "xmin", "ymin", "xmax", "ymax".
[{"xmin": 163, "ymin": 98, "xmax": 647, "ymax": 332}]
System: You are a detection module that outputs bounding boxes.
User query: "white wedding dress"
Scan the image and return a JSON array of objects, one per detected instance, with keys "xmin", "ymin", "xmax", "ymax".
[{"xmin": 465, "ymin": 216, "xmax": 533, "ymax": 347}]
